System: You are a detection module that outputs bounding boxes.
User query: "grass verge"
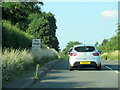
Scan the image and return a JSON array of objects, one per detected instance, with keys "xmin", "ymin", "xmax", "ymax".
[
  {"xmin": 2, "ymin": 48, "xmax": 59, "ymax": 85},
  {"xmin": 101, "ymin": 50, "xmax": 119, "ymax": 60}
]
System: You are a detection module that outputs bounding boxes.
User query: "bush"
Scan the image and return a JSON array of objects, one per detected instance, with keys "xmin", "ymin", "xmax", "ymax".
[
  {"xmin": 59, "ymin": 51, "xmax": 69, "ymax": 60},
  {"xmin": 31, "ymin": 48, "xmax": 58, "ymax": 64},
  {"xmin": 2, "ymin": 20, "xmax": 34, "ymax": 49}
]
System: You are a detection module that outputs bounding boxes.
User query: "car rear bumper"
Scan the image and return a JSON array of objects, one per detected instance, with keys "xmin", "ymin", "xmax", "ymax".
[
  {"xmin": 73, "ymin": 61, "xmax": 97, "ymax": 67},
  {"xmin": 69, "ymin": 58, "xmax": 101, "ymax": 67}
]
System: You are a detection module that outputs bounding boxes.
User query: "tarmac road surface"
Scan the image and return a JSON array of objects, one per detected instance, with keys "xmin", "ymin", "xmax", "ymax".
[{"xmin": 30, "ymin": 59, "xmax": 119, "ymax": 88}]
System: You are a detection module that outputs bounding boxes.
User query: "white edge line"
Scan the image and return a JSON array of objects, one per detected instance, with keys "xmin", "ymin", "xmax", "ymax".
[{"xmin": 114, "ymin": 71, "xmax": 120, "ymax": 74}]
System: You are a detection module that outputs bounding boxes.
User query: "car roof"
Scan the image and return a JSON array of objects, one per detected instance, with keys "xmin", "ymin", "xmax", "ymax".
[{"xmin": 73, "ymin": 44, "xmax": 95, "ymax": 48}]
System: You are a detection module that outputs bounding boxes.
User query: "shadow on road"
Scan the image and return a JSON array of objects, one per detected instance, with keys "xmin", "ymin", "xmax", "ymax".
[
  {"xmin": 104, "ymin": 64, "xmax": 120, "ymax": 70},
  {"xmin": 32, "ymin": 60, "xmax": 119, "ymax": 88},
  {"xmin": 32, "ymin": 81, "xmax": 94, "ymax": 88},
  {"xmin": 50, "ymin": 59, "xmax": 120, "ymax": 71}
]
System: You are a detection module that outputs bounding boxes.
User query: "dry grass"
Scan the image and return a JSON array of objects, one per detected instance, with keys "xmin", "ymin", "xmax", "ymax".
[
  {"xmin": 30, "ymin": 48, "xmax": 58, "ymax": 64},
  {"xmin": 2, "ymin": 48, "xmax": 58, "ymax": 83},
  {"xmin": 101, "ymin": 50, "xmax": 119, "ymax": 60},
  {"xmin": 31, "ymin": 48, "xmax": 58, "ymax": 60},
  {"xmin": 2, "ymin": 48, "xmax": 34, "ymax": 82}
]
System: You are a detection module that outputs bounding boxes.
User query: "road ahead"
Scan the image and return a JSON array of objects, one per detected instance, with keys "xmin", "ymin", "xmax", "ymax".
[{"xmin": 30, "ymin": 59, "xmax": 119, "ymax": 88}]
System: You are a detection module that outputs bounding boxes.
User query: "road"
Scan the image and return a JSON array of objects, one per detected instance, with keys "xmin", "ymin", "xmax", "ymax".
[{"xmin": 30, "ymin": 59, "xmax": 119, "ymax": 88}]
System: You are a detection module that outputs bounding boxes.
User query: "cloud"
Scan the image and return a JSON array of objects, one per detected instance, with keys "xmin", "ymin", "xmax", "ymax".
[{"xmin": 101, "ymin": 10, "xmax": 118, "ymax": 18}]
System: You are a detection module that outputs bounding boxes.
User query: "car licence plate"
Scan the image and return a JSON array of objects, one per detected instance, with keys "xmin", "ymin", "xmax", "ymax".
[{"xmin": 80, "ymin": 61, "xmax": 90, "ymax": 64}]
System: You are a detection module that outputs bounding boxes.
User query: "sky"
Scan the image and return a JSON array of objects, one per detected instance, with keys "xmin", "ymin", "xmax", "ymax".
[{"xmin": 41, "ymin": 1, "xmax": 118, "ymax": 50}]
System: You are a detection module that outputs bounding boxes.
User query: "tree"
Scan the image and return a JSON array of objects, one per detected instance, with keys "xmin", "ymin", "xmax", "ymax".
[
  {"xmin": 2, "ymin": 2, "xmax": 59, "ymax": 51},
  {"xmin": 60, "ymin": 41, "xmax": 82, "ymax": 60},
  {"xmin": 117, "ymin": 25, "xmax": 120, "ymax": 52},
  {"xmin": 26, "ymin": 12, "xmax": 59, "ymax": 51},
  {"xmin": 117, "ymin": 25, "xmax": 120, "ymax": 35},
  {"xmin": 95, "ymin": 42, "xmax": 99, "ymax": 48},
  {"xmin": 2, "ymin": 2, "xmax": 43, "ymax": 31},
  {"xmin": 62, "ymin": 41, "xmax": 82, "ymax": 56},
  {"xmin": 101, "ymin": 39, "xmax": 108, "ymax": 45},
  {"xmin": 98, "ymin": 35, "xmax": 118, "ymax": 53}
]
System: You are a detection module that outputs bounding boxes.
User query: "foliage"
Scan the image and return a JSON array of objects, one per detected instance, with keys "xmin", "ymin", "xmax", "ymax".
[
  {"xmin": 30, "ymin": 48, "xmax": 58, "ymax": 64},
  {"xmin": 98, "ymin": 35, "xmax": 118, "ymax": 53},
  {"xmin": 2, "ymin": 48, "xmax": 58, "ymax": 84},
  {"xmin": 2, "ymin": 20, "xmax": 34, "ymax": 49},
  {"xmin": 101, "ymin": 50, "xmax": 119, "ymax": 60},
  {"xmin": 2, "ymin": 2, "xmax": 43, "ymax": 31},
  {"xmin": 61, "ymin": 41, "xmax": 82, "ymax": 60},
  {"xmin": 27, "ymin": 12, "xmax": 59, "ymax": 51},
  {"xmin": 59, "ymin": 51, "xmax": 68, "ymax": 60},
  {"xmin": 117, "ymin": 25, "xmax": 120, "ymax": 35},
  {"xmin": 62, "ymin": 41, "xmax": 81, "ymax": 54},
  {"xmin": 94, "ymin": 42, "xmax": 99, "ymax": 49},
  {"xmin": 97, "ymin": 25, "xmax": 119, "ymax": 60},
  {"xmin": 2, "ymin": 2, "xmax": 59, "ymax": 51},
  {"xmin": 2, "ymin": 48, "xmax": 34, "ymax": 83}
]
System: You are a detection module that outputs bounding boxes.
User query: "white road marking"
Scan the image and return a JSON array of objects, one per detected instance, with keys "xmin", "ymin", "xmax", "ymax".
[
  {"xmin": 105, "ymin": 66, "xmax": 120, "ymax": 74},
  {"xmin": 114, "ymin": 71, "xmax": 120, "ymax": 74},
  {"xmin": 105, "ymin": 66, "xmax": 113, "ymax": 70}
]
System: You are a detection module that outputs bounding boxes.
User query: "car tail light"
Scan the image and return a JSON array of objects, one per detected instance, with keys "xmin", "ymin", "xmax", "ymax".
[
  {"xmin": 93, "ymin": 53, "xmax": 99, "ymax": 56},
  {"xmin": 70, "ymin": 53, "xmax": 77, "ymax": 56}
]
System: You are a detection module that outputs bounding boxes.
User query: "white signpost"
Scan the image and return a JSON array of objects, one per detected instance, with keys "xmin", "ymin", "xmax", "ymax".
[{"xmin": 32, "ymin": 39, "xmax": 41, "ymax": 49}]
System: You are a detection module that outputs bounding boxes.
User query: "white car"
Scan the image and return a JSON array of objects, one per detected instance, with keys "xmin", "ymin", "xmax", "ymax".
[
  {"xmin": 69, "ymin": 44, "xmax": 101, "ymax": 71},
  {"xmin": 68, "ymin": 47, "xmax": 73, "ymax": 54}
]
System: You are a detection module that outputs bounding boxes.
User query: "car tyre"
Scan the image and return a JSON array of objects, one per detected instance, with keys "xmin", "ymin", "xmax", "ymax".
[
  {"xmin": 95, "ymin": 64, "xmax": 101, "ymax": 70},
  {"xmin": 69, "ymin": 65, "xmax": 73, "ymax": 71}
]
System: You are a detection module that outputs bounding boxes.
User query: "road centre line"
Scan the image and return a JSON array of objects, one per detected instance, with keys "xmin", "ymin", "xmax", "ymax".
[
  {"xmin": 105, "ymin": 66, "xmax": 120, "ymax": 74},
  {"xmin": 105, "ymin": 66, "xmax": 113, "ymax": 70}
]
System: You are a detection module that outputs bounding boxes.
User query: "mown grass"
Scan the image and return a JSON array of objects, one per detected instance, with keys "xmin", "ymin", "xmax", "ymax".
[
  {"xmin": 2, "ymin": 48, "xmax": 59, "ymax": 85},
  {"xmin": 101, "ymin": 50, "xmax": 119, "ymax": 60}
]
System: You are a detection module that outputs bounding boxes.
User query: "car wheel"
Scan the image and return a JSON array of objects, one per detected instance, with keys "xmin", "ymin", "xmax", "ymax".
[
  {"xmin": 95, "ymin": 64, "xmax": 101, "ymax": 70},
  {"xmin": 69, "ymin": 65, "xmax": 73, "ymax": 71}
]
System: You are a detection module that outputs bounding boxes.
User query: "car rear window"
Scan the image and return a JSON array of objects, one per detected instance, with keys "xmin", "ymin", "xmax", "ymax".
[{"xmin": 74, "ymin": 46, "xmax": 95, "ymax": 52}]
